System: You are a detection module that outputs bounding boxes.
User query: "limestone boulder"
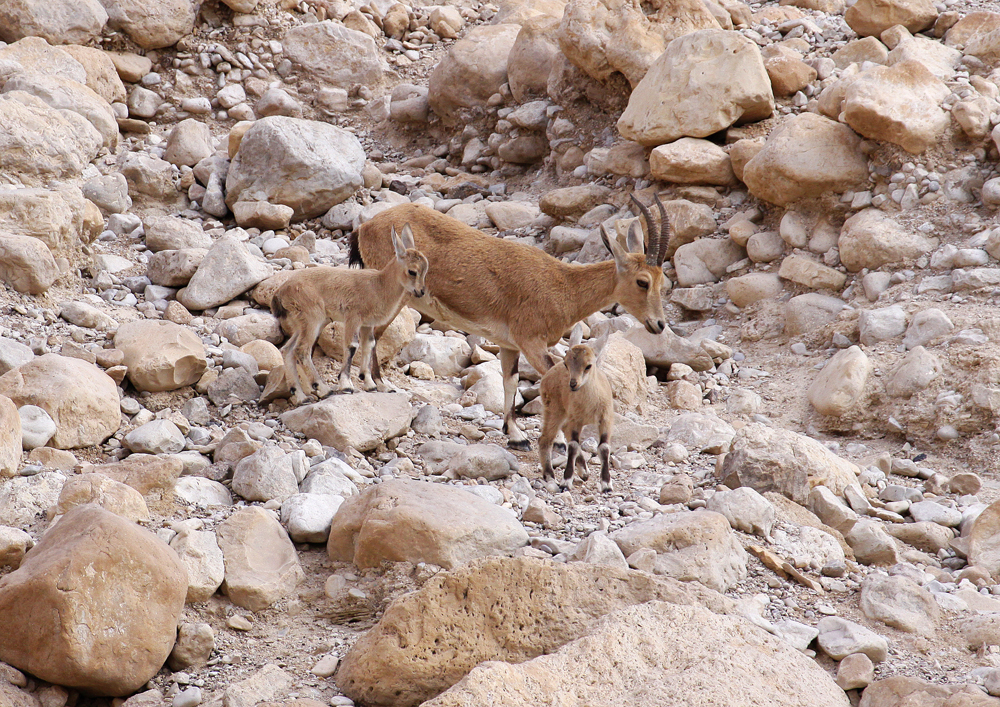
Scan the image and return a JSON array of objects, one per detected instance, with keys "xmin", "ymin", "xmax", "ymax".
[
  {"xmin": 785, "ymin": 293, "xmax": 847, "ymax": 336},
  {"xmin": 623, "ymin": 326, "xmax": 714, "ymax": 371},
  {"xmin": 283, "ymin": 22, "xmax": 385, "ymax": 90},
  {"xmin": 216, "ymin": 506, "xmax": 303, "ymax": 612},
  {"xmin": 176, "ymin": 235, "xmax": 271, "ymax": 311},
  {"xmin": 673, "ymin": 238, "xmax": 746, "ymax": 287},
  {"xmin": 232, "ymin": 446, "xmax": 303, "ymax": 503},
  {"xmin": 0, "ymin": 505, "xmax": 187, "ymax": 696},
  {"xmin": 886, "ymin": 346, "xmax": 941, "ymax": 398},
  {"xmin": 808, "ymin": 346, "xmax": 872, "ymax": 417},
  {"xmin": 839, "ymin": 209, "xmax": 937, "ymax": 272},
  {"xmin": 327, "ymin": 479, "xmax": 529, "ymax": 570},
  {"xmin": 968, "ymin": 499, "xmax": 1000, "ymax": 580},
  {"xmin": 601, "ymin": 333, "xmax": 649, "ymax": 412},
  {"xmin": 400, "ymin": 335, "xmax": 472, "ymax": 377},
  {"xmin": 845, "ymin": 0, "xmax": 937, "ymax": 37},
  {"xmin": 610, "ymin": 511, "xmax": 747, "ymax": 592},
  {"xmin": 721, "ymin": 423, "xmax": 859, "ymax": 504},
  {"xmin": 0, "ymin": 184, "xmax": 93, "ymax": 256},
  {"xmin": 169, "ymin": 523, "xmax": 225, "ymax": 604},
  {"xmin": 55, "ymin": 473, "xmax": 149, "ymax": 522},
  {"xmin": 147, "ymin": 248, "xmax": 206, "ymax": 287},
  {"xmin": 0, "ymin": 395, "xmax": 19, "ymax": 478},
  {"xmin": 0, "ymin": 234, "xmax": 59, "ymax": 295},
  {"xmin": 665, "ymin": 412, "xmax": 736, "ymax": 454},
  {"xmin": 742, "ymin": 113, "xmax": 869, "ymax": 206},
  {"xmin": 336, "ymin": 555, "xmax": 732, "ymax": 707},
  {"xmin": 417, "ymin": 441, "xmax": 520, "ymax": 481},
  {"xmin": 507, "ymin": 17, "xmax": 560, "ymax": 103},
  {"xmin": 0, "ymin": 472, "xmax": 66, "ymax": 527},
  {"xmin": 429, "ymin": 24, "xmax": 521, "ymax": 124},
  {"xmin": 280, "ymin": 493, "xmax": 345, "ymax": 543},
  {"xmin": 0, "ymin": 0, "xmax": 108, "ymax": 44},
  {"xmin": 164, "ymin": 118, "xmax": 213, "ymax": 167},
  {"xmin": 85, "ymin": 455, "xmax": 183, "ymax": 508},
  {"xmin": 860, "ymin": 574, "xmax": 939, "ymax": 636},
  {"xmin": 99, "ymin": 0, "xmax": 198, "ymax": 49},
  {"xmin": 557, "ymin": 0, "xmax": 720, "ymax": 88},
  {"xmin": 726, "ymin": 273, "xmax": 784, "ymax": 307},
  {"xmin": 144, "ymin": 216, "xmax": 213, "ymax": 252},
  {"xmin": 0, "ymin": 36, "xmax": 87, "ymax": 84},
  {"xmin": 225, "ymin": 116, "xmax": 366, "ymax": 220},
  {"xmin": 281, "ymin": 393, "xmax": 413, "ymax": 452},
  {"xmin": 423, "ymin": 602, "xmax": 851, "ymax": 707},
  {"xmin": 0, "ymin": 354, "xmax": 119, "ymax": 449},
  {"xmin": 649, "ymin": 138, "xmax": 735, "ymax": 185},
  {"xmin": 841, "ymin": 61, "xmax": 949, "ymax": 154},
  {"xmin": 61, "ymin": 45, "xmax": 126, "ymax": 104},
  {"xmin": 115, "ymin": 320, "xmax": 207, "ymax": 392},
  {"xmin": 617, "ymin": 29, "xmax": 772, "ymax": 146}
]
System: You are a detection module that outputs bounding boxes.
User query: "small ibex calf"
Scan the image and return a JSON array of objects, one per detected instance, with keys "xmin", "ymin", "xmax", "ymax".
[
  {"xmin": 271, "ymin": 224, "xmax": 427, "ymax": 404},
  {"xmin": 538, "ymin": 334, "xmax": 614, "ymax": 494}
]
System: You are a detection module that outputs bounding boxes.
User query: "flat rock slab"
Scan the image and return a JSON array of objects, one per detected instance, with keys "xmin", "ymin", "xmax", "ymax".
[{"xmin": 280, "ymin": 392, "xmax": 413, "ymax": 452}]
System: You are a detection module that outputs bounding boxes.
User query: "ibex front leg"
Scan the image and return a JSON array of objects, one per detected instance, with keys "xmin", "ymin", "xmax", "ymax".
[{"xmin": 499, "ymin": 348, "xmax": 530, "ymax": 451}]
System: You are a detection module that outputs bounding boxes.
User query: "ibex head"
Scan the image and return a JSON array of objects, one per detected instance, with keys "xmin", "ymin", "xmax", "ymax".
[
  {"xmin": 391, "ymin": 224, "xmax": 429, "ymax": 299},
  {"xmin": 564, "ymin": 343, "xmax": 599, "ymax": 392},
  {"xmin": 600, "ymin": 194, "xmax": 669, "ymax": 335}
]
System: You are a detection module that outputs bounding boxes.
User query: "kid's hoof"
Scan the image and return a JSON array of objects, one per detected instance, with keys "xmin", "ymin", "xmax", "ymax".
[
  {"xmin": 552, "ymin": 442, "xmax": 567, "ymax": 456},
  {"xmin": 508, "ymin": 438, "xmax": 531, "ymax": 452},
  {"xmin": 600, "ymin": 482, "xmax": 613, "ymax": 493}
]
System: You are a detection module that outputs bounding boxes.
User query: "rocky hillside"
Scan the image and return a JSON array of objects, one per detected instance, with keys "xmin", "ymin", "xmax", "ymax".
[{"xmin": 4, "ymin": 0, "xmax": 1000, "ymax": 705}]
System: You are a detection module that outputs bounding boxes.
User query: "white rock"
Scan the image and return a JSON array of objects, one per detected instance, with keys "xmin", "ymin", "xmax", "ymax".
[{"xmin": 280, "ymin": 493, "xmax": 345, "ymax": 543}]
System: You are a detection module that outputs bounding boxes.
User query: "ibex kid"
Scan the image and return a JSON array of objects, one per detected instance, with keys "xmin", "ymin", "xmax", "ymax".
[
  {"xmin": 271, "ymin": 224, "xmax": 427, "ymax": 404},
  {"xmin": 538, "ymin": 331, "xmax": 614, "ymax": 494}
]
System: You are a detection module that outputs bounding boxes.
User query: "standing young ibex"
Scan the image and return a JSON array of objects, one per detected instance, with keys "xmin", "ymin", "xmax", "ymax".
[
  {"xmin": 350, "ymin": 196, "xmax": 669, "ymax": 450},
  {"xmin": 539, "ymin": 334, "xmax": 614, "ymax": 493},
  {"xmin": 272, "ymin": 225, "xmax": 428, "ymax": 403}
]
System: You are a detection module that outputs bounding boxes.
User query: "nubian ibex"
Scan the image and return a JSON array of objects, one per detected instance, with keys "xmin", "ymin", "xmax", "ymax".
[
  {"xmin": 272, "ymin": 224, "xmax": 427, "ymax": 403},
  {"xmin": 350, "ymin": 196, "xmax": 669, "ymax": 450},
  {"xmin": 539, "ymin": 332, "xmax": 614, "ymax": 493}
]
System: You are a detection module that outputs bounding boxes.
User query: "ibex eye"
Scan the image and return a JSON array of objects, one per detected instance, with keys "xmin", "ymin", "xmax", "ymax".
[
  {"xmin": 408, "ymin": 270, "xmax": 417, "ymax": 276},
  {"xmin": 585, "ymin": 364, "xmax": 592, "ymax": 371},
  {"xmin": 637, "ymin": 279, "xmax": 649, "ymax": 289}
]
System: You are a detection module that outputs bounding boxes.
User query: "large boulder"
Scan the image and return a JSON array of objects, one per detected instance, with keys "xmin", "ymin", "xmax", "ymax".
[
  {"xmin": 610, "ymin": 510, "xmax": 747, "ymax": 592},
  {"xmin": 0, "ymin": 0, "xmax": 108, "ymax": 45},
  {"xmin": 55, "ymin": 473, "xmax": 150, "ymax": 522},
  {"xmin": 808, "ymin": 346, "xmax": 872, "ymax": 417},
  {"xmin": 336, "ymin": 555, "xmax": 732, "ymax": 707},
  {"xmin": 841, "ymin": 61, "xmax": 950, "ymax": 154},
  {"xmin": 623, "ymin": 326, "xmax": 714, "ymax": 371},
  {"xmin": 99, "ymin": 0, "xmax": 198, "ymax": 49},
  {"xmin": 0, "ymin": 36, "xmax": 88, "ymax": 84},
  {"xmin": 0, "ymin": 92, "xmax": 102, "ymax": 187},
  {"xmin": 0, "ymin": 233, "xmax": 59, "ymax": 295},
  {"xmin": 617, "ymin": 30, "xmax": 773, "ymax": 146},
  {"xmin": 429, "ymin": 24, "xmax": 521, "ymax": 124},
  {"xmin": 424, "ymin": 602, "xmax": 851, "ymax": 707},
  {"xmin": 216, "ymin": 506, "xmax": 303, "ymax": 612},
  {"xmin": 61, "ymin": 45, "xmax": 127, "ymax": 104},
  {"xmin": 0, "ymin": 472, "xmax": 66, "ymax": 528},
  {"xmin": 968, "ymin": 499, "xmax": 1000, "ymax": 579},
  {"xmin": 225, "ymin": 116, "xmax": 366, "ymax": 220},
  {"xmin": 721, "ymin": 423, "xmax": 859, "ymax": 504},
  {"xmin": 845, "ymin": 0, "xmax": 937, "ymax": 37},
  {"xmin": 283, "ymin": 21, "xmax": 385, "ymax": 90},
  {"xmin": 115, "ymin": 320, "xmax": 207, "ymax": 392},
  {"xmin": 741, "ymin": 113, "xmax": 869, "ymax": 206},
  {"xmin": 0, "ymin": 505, "xmax": 187, "ymax": 696},
  {"xmin": 0, "ymin": 395, "xmax": 20, "ymax": 479},
  {"xmin": 327, "ymin": 479, "xmax": 529, "ymax": 570},
  {"xmin": 175, "ymin": 235, "xmax": 271, "ymax": 311},
  {"xmin": 280, "ymin": 392, "xmax": 413, "ymax": 452},
  {"xmin": 507, "ymin": 17, "xmax": 561, "ymax": 103},
  {"xmin": 839, "ymin": 208, "xmax": 937, "ymax": 272},
  {"xmin": 0, "ymin": 354, "xmax": 119, "ymax": 449},
  {"xmin": 3, "ymin": 73, "xmax": 118, "ymax": 150},
  {"xmin": 0, "ymin": 184, "xmax": 94, "ymax": 256},
  {"xmin": 557, "ymin": 0, "xmax": 721, "ymax": 87}
]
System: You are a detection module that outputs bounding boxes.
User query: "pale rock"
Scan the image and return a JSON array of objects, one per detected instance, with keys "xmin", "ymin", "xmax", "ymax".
[
  {"xmin": 0, "ymin": 526, "xmax": 33, "ymax": 568},
  {"xmin": 769, "ymin": 523, "xmax": 846, "ymax": 569},
  {"xmin": 169, "ymin": 525, "xmax": 225, "ymax": 603},
  {"xmin": 123, "ymin": 420, "xmax": 184, "ymax": 455},
  {"xmin": 301, "ymin": 459, "xmax": 360, "ymax": 497},
  {"xmin": 55, "ymin": 473, "xmax": 149, "ymax": 522},
  {"xmin": 417, "ymin": 441, "xmax": 520, "ymax": 481},
  {"xmin": 617, "ymin": 30, "xmax": 772, "ymax": 146},
  {"xmin": 885, "ymin": 522, "xmax": 954, "ymax": 553},
  {"xmin": 809, "ymin": 486, "xmax": 859, "ymax": 533},
  {"xmin": 327, "ymin": 479, "xmax": 528, "ymax": 570},
  {"xmin": 484, "ymin": 201, "xmax": 541, "ymax": 230},
  {"xmin": 839, "ymin": 209, "xmax": 937, "ymax": 272},
  {"xmin": 284, "ymin": 22, "xmax": 385, "ymax": 89},
  {"xmin": 569, "ymin": 532, "xmax": 628, "ymax": 569},
  {"xmin": 0, "ymin": 354, "xmax": 119, "ymax": 449},
  {"xmin": 841, "ymin": 61, "xmax": 949, "ymax": 154},
  {"xmin": 887, "ymin": 35, "xmax": 961, "ymax": 80},
  {"xmin": 3, "ymin": 73, "xmax": 118, "ymax": 150},
  {"xmin": 902, "ymin": 308, "xmax": 953, "ymax": 349},
  {"xmin": 215, "ymin": 312, "xmax": 283, "ymax": 347},
  {"xmin": 859, "ymin": 305, "xmax": 907, "ymax": 345},
  {"xmin": 223, "ymin": 664, "xmax": 293, "ymax": 707},
  {"xmin": 429, "ymin": 24, "xmax": 520, "ymax": 124},
  {"xmin": 280, "ymin": 493, "xmax": 344, "ymax": 543},
  {"xmin": 785, "ymin": 293, "xmax": 847, "ymax": 336},
  {"xmin": 845, "ymin": 0, "xmax": 937, "ymax": 36},
  {"xmin": 845, "ymin": 520, "xmax": 899, "ymax": 565},
  {"xmin": 147, "ymin": 248, "xmax": 207, "ymax": 287},
  {"xmin": 706, "ymin": 487, "xmax": 775, "ymax": 537},
  {"xmin": 164, "ymin": 119, "xmax": 213, "ymax": 167},
  {"xmin": 0, "ymin": 234, "xmax": 60, "ymax": 295},
  {"xmin": 649, "ymin": 138, "xmax": 735, "ymax": 185},
  {"xmin": 232, "ymin": 446, "xmax": 302, "ymax": 503},
  {"xmin": 336, "ymin": 555, "xmax": 733, "ymax": 707},
  {"xmin": 539, "ymin": 185, "xmax": 611, "ymax": 218},
  {"xmin": 168, "ymin": 622, "xmax": 214, "ymax": 671},
  {"xmin": 817, "ymin": 617, "xmax": 888, "ymax": 661},
  {"xmin": 909, "ymin": 500, "xmax": 962, "ymax": 527},
  {"xmin": 600, "ymin": 333, "xmax": 649, "ymax": 412},
  {"xmin": 665, "ymin": 412, "xmax": 735, "ymax": 453},
  {"xmin": 673, "ymin": 238, "xmax": 745, "ymax": 287},
  {"xmin": 400, "ymin": 335, "xmax": 472, "ymax": 377},
  {"xmin": 0, "ymin": 0, "xmax": 108, "ymax": 45},
  {"xmin": 0, "ymin": 338, "xmax": 33, "ymax": 375},
  {"xmin": 506, "ymin": 16, "xmax": 559, "ymax": 103},
  {"xmin": 0, "ymin": 184, "xmax": 94, "ymax": 256},
  {"xmin": 174, "ymin": 477, "xmax": 233, "ymax": 509},
  {"xmin": 101, "ymin": 0, "xmax": 198, "ymax": 49},
  {"xmin": 144, "ymin": 217, "xmax": 212, "ymax": 252},
  {"xmin": 742, "ymin": 113, "xmax": 868, "ymax": 206},
  {"xmin": 747, "ymin": 231, "xmax": 785, "ymax": 264},
  {"xmin": 2, "ymin": 398, "xmax": 23, "ymax": 472},
  {"xmin": 764, "ymin": 46, "xmax": 818, "ymax": 96},
  {"xmin": 808, "ymin": 346, "xmax": 871, "ymax": 417},
  {"xmin": 176, "ymin": 235, "xmax": 271, "ymax": 311},
  {"xmin": 0, "ymin": 505, "xmax": 186, "ymax": 696},
  {"xmin": 280, "ymin": 393, "xmax": 413, "ymax": 452},
  {"xmin": 0, "ymin": 471, "xmax": 65, "ymax": 527},
  {"xmin": 216, "ymin": 507, "xmax": 304, "ymax": 612},
  {"xmin": 860, "ymin": 573, "xmax": 939, "ymax": 636},
  {"xmin": 115, "ymin": 320, "xmax": 207, "ymax": 392},
  {"xmin": 611, "ymin": 510, "xmax": 748, "ymax": 592},
  {"xmin": 832, "ymin": 38, "xmax": 889, "ymax": 68},
  {"xmin": 225, "ymin": 116, "xmax": 366, "ymax": 220},
  {"xmin": 318, "ymin": 307, "xmax": 416, "ymax": 367},
  {"xmin": 721, "ymin": 423, "xmax": 858, "ymax": 504},
  {"xmin": 726, "ymin": 273, "xmax": 783, "ymax": 307},
  {"xmin": 778, "ymin": 254, "xmax": 846, "ymax": 291}
]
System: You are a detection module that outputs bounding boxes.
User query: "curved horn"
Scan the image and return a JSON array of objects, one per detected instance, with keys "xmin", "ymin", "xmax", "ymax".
[
  {"xmin": 653, "ymin": 193, "xmax": 670, "ymax": 266},
  {"xmin": 629, "ymin": 193, "xmax": 658, "ymax": 264}
]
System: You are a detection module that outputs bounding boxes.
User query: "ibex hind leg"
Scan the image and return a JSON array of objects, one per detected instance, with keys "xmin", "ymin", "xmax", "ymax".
[
  {"xmin": 598, "ymin": 431, "xmax": 612, "ymax": 493},
  {"xmin": 500, "ymin": 348, "xmax": 531, "ymax": 451},
  {"xmin": 357, "ymin": 326, "xmax": 379, "ymax": 392},
  {"xmin": 301, "ymin": 316, "xmax": 332, "ymax": 400},
  {"xmin": 281, "ymin": 333, "xmax": 308, "ymax": 406},
  {"xmin": 560, "ymin": 431, "xmax": 582, "ymax": 491}
]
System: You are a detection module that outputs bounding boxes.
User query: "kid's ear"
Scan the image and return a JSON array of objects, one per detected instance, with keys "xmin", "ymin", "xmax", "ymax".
[
  {"xmin": 591, "ymin": 333, "xmax": 611, "ymax": 365},
  {"xmin": 391, "ymin": 225, "xmax": 406, "ymax": 260}
]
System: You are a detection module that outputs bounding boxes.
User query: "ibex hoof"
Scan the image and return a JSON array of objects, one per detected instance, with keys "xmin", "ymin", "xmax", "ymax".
[
  {"xmin": 600, "ymin": 481, "xmax": 613, "ymax": 493},
  {"xmin": 552, "ymin": 442, "xmax": 567, "ymax": 456},
  {"xmin": 559, "ymin": 479, "xmax": 573, "ymax": 492},
  {"xmin": 508, "ymin": 439, "xmax": 531, "ymax": 452}
]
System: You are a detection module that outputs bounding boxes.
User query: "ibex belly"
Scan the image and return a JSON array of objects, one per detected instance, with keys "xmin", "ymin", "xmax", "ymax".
[{"xmin": 411, "ymin": 294, "xmax": 517, "ymax": 350}]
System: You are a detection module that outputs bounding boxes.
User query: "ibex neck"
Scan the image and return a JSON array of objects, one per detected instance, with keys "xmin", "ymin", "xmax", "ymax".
[{"xmin": 561, "ymin": 260, "xmax": 619, "ymax": 323}]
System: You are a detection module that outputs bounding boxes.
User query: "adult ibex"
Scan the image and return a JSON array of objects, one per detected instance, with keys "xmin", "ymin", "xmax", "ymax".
[
  {"xmin": 272, "ymin": 224, "xmax": 428, "ymax": 403},
  {"xmin": 350, "ymin": 196, "xmax": 669, "ymax": 450}
]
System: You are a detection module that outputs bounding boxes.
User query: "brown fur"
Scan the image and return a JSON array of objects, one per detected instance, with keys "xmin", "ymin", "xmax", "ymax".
[
  {"xmin": 353, "ymin": 202, "xmax": 666, "ymax": 449},
  {"xmin": 272, "ymin": 225, "xmax": 427, "ymax": 403},
  {"xmin": 539, "ymin": 343, "xmax": 615, "ymax": 492}
]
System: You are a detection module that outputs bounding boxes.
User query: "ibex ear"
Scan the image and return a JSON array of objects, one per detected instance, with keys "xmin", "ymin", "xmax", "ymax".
[
  {"xmin": 626, "ymin": 220, "xmax": 645, "ymax": 255},
  {"xmin": 591, "ymin": 332, "xmax": 611, "ymax": 366},
  {"xmin": 568, "ymin": 323, "xmax": 584, "ymax": 347},
  {"xmin": 400, "ymin": 223, "xmax": 416, "ymax": 251},
  {"xmin": 600, "ymin": 224, "xmax": 629, "ymax": 274},
  {"xmin": 391, "ymin": 225, "xmax": 406, "ymax": 261}
]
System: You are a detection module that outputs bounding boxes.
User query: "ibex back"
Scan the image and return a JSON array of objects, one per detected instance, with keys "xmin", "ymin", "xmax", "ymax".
[
  {"xmin": 273, "ymin": 224, "xmax": 427, "ymax": 403},
  {"xmin": 351, "ymin": 198, "xmax": 669, "ymax": 450}
]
